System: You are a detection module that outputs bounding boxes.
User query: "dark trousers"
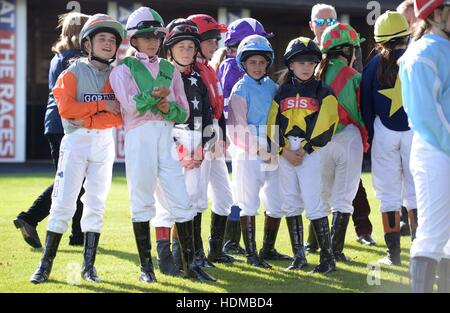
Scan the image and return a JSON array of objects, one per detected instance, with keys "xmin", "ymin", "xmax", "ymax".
[
  {"xmin": 352, "ymin": 180, "xmax": 373, "ymax": 236},
  {"xmin": 17, "ymin": 134, "xmax": 84, "ymax": 235}
]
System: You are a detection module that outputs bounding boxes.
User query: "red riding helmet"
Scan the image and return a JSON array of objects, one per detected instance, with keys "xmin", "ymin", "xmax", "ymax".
[
  {"xmin": 414, "ymin": 0, "xmax": 446, "ymax": 19},
  {"xmin": 187, "ymin": 14, "xmax": 227, "ymax": 42}
]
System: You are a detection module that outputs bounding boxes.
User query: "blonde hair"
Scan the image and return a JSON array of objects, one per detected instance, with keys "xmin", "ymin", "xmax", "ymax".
[
  {"xmin": 210, "ymin": 47, "xmax": 227, "ymax": 72},
  {"xmin": 396, "ymin": 0, "xmax": 414, "ymax": 15},
  {"xmin": 52, "ymin": 12, "xmax": 90, "ymax": 53},
  {"xmin": 311, "ymin": 3, "xmax": 337, "ymax": 21}
]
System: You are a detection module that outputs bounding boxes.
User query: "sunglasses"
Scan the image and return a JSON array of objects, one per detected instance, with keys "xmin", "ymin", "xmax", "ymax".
[
  {"xmin": 128, "ymin": 20, "xmax": 164, "ymax": 31},
  {"xmin": 313, "ymin": 18, "xmax": 336, "ymax": 27}
]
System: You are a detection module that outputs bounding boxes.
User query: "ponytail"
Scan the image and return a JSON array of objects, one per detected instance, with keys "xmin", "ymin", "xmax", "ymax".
[
  {"xmin": 277, "ymin": 69, "xmax": 292, "ymax": 85},
  {"xmin": 412, "ymin": 19, "xmax": 432, "ymax": 41},
  {"xmin": 316, "ymin": 50, "xmax": 342, "ymax": 81},
  {"xmin": 210, "ymin": 47, "xmax": 227, "ymax": 72},
  {"xmin": 375, "ymin": 41, "xmax": 401, "ymax": 86}
]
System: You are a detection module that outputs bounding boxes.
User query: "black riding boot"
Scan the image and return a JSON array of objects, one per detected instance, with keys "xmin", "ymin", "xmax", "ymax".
[
  {"xmin": 30, "ymin": 231, "xmax": 62, "ymax": 284},
  {"xmin": 331, "ymin": 212, "xmax": 351, "ymax": 262},
  {"xmin": 223, "ymin": 219, "xmax": 246, "ymax": 255},
  {"xmin": 81, "ymin": 232, "xmax": 101, "ymax": 282},
  {"xmin": 379, "ymin": 211, "xmax": 401, "ymax": 266},
  {"xmin": 175, "ymin": 220, "xmax": 216, "ymax": 282},
  {"xmin": 259, "ymin": 214, "xmax": 292, "ymax": 261},
  {"xmin": 156, "ymin": 227, "xmax": 183, "ymax": 277},
  {"xmin": 305, "ymin": 222, "xmax": 319, "ymax": 254},
  {"xmin": 309, "ymin": 217, "xmax": 336, "ymax": 274},
  {"xmin": 240, "ymin": 216, "xmax": 271, "ymax": 269},
  {"xmin": 207, "ymin": 212, "xmax": 239, "ymax": 263},
  {"xmin": 286, "ymin": 215, "xmax": 308, "ymax": 270},
  {"xmin": 132, "ymin": 222, "xmax": 157, "ymax": 283},
  {"xmin": 193, "ymin": 213, "xmax": 215, "ymax": 267},
  {"xmin": 410, "ymin": 256, "xmax": 437, "ymax": 293}
]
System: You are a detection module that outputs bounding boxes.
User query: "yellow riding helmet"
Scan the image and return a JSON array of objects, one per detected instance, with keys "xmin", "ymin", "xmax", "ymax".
[{"xmin": 374, "ymin": 11, "xmax": 411, "ymax": 43}]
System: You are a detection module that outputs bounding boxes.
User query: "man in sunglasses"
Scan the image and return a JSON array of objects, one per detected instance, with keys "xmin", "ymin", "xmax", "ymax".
[{"xmin": 304, "ymin": 3, "xmax": 377, "ymax": 252}]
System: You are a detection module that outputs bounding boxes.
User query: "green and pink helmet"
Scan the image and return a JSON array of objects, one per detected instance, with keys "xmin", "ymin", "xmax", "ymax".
[{"xmin": 126, "ymin": 7, "xmax": 168, "ymax": 39}]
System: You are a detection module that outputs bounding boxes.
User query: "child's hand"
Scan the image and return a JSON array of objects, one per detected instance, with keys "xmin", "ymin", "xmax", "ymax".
[
  {"xmin": 282, "ymin": 148, "xmax": 304, "ymax": 167},
  {"xmin": 181, "ymin": 158, "xmax": 195, "ymax": 170},
  {"xmin": 151, "ymin": 87, "xmax": 171, "ymax": 98},
  {"xmin": 104, "ymin": 100, "xmax": 121, "ymax": 115},
  {"xmin": 157, "ymin": 97, "xmax": 170, "ymax": 113}
]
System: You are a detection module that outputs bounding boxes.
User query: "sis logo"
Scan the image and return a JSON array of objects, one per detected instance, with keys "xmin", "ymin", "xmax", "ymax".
[{"xmin": 280, "ymin": 96, "xmax": 319, "ymax": 112}]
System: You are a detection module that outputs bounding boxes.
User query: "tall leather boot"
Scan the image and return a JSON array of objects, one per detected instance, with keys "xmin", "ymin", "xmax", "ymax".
[
  {"xmin": 172, "ymin": 227, "xmax": 183, "ymax": 273},
  {"xmin": 309, "ymin": 217, "xmax": 336, "ymax": 274},
  {"xmin": 408, "ymin": 209, "xmax": 418, "ymax": 241},
  {"xmin": 438, "ymin": 258, "xmax": 450, "ymax": 293},
  {"xmin": 81, "ymin": 232, "xmax": 101, "ymax": 282},
  {"xmin": 285, "ymin": 215, "xmax": 308, "ymax": 270},
  {"xmin": 305, "ymin": 222, "xmax": 319, "ymax": 254},
  {"xmin": 223, "ymin": 205, "xmax": 246, "ymax": 255},
  {"xmin": 193, "ymin": 213, "xmax": 215, "ymax": 267},
  {"xmin": 240, "ymin": 216, "xmax": 272, "ymax": 269},
  {"xmin": 207, "ymin": 212, "xmax": 239, "ymax": 263},
  {"xmin": 132, "ymin": 222, "xmax": 157, "ymax": 283},
  {"xmin": 30, "ymin": 231, "xmax": 62, "ymax": 284},
  {"xmin": 379, "ymin": 211, "xmax": 401, "ymax": 266},
  {"xmin": 410, "ymin": 256, "xmax": 437, "ymax": 293},
  {"xmin": 155, "ymin": 227, "xmax": 182, "ymax": 277},
  {"xmin": 175, "ymin": 220, "xmax": 216, "ymax": 282},
  {"xmin": 259, "ymin": 213, "xmax": 293, "ymax": 261},
  {"xmin": 400, "ymin": 206, "xmax": 410, "ymax": 236},
  {"xmin": 331, "ymin": 212, "xmax": 351, "ymax": 262}
]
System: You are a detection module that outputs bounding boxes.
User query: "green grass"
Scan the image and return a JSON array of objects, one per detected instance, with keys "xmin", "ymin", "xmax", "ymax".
[{"xmin": 0, "ymin": 171, "xmax": 411, "ymax": 293}]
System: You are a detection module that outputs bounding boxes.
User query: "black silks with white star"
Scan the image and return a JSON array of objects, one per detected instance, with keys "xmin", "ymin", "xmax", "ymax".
[{"xmin": 179, "ymin": 68, "xmax": 214, "ymax": 147}]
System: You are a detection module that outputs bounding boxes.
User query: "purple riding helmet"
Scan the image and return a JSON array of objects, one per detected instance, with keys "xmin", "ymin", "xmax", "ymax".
[{"xmin": 223, "ymin": 18, "xmax": 274, "ymax": 47}]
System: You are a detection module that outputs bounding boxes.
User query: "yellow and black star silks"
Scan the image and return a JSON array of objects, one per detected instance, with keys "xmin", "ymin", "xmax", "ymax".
[{"xmin": 267, "ymin": 79, "xmax": 339, "ymax": 154}]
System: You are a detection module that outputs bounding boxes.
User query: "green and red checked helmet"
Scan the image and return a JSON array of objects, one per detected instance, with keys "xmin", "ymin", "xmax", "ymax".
[
  {"xmin": 126, "ymin": 7, "xmax": 167, "ymax": 39},
  {"xmin": 320, "ymin": 23, "xmax": 364, "ymax": 53}
]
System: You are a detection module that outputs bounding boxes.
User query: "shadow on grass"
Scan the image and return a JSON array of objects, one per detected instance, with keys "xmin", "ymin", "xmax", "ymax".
[{"xmin": 45, "ymin": 246, "xmax": 410, "ymax": 293}]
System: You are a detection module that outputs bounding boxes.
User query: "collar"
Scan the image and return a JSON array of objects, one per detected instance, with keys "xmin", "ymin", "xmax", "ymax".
[
  {"xmin": 243, "ymin": 73, "xmax": 267, "ymax": 85},
  {"xmin": 196, "ymin": 55, "xmax": 208, "ymax": 65},
  {"xmin": 135, "ymin": 52, "xmax": 158, "ymax": 63},
  {"xmin": 85, "ymin": 58, "xmax": 111, "ymax": 72},
  {"xmin": 330, "ymin": 57, "xmax": 347, "ymax": 67},
  {"xmin": 291, "ymin": 74, "xmax": 315, "ymax": 86}
]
